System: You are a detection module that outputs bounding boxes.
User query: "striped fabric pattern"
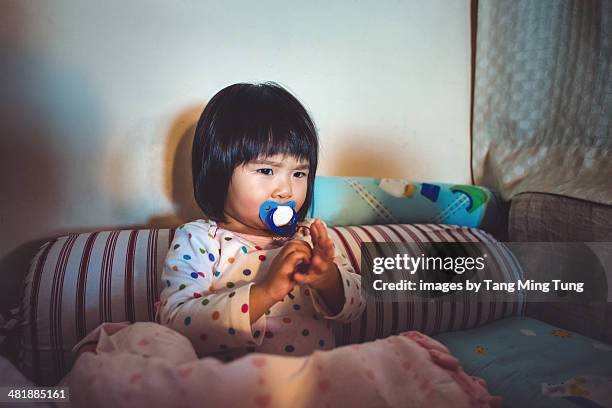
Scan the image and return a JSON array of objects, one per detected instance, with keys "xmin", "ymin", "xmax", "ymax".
[
  {"xmin": 18, "ymin": 224, "xmax": 524, "ymax": 386},
  {"xmin": 327, "ymin": 224, "xmax": 525, "ymax": 347}
]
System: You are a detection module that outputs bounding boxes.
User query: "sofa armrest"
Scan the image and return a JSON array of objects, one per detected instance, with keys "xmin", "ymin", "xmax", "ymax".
[{"xmin": 508, "ymin": 192, "xmax": 612, "ymax": 343}]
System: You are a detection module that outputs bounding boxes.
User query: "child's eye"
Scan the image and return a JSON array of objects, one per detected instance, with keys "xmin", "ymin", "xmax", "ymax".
[
  {"xmin": 257, "ymin": 168, "xmax": 273, "ymax": 175},
  {"xmin": 294, "ymin": 172, "xmax": 307, "ymax": 178}
]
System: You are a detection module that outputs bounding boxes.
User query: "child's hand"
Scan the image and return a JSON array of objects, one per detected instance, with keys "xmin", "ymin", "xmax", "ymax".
[
  {"xmin": 293, "ymin": 219, "xmax": 342, "ymax": 293},
  {"xmin": 259, "ymin": 240, "xmax": 312, "ymax": 302}
]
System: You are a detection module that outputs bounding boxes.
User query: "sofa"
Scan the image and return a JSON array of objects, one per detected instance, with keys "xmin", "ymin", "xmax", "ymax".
[{"xmin": 1, "ymin": 176, "xmax": 611, "ymax": 407}]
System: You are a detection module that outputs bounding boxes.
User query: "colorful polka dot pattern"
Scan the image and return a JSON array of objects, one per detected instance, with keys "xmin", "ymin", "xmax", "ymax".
[{"xmin": 160, "ymin": 219, "xmax": 365, "ymax": 358}]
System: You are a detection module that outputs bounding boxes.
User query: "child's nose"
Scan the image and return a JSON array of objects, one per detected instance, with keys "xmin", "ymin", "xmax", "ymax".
[
  {"xmin": 272, "ymin": 189, "xmax": 292, "ymax": 200},
  {"xmin": 272, "ymin": 178, "xmax": 292, "ymax": 200}
]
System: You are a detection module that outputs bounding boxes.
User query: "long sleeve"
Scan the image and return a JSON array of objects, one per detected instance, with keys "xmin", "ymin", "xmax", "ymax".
[
  {"xmin": 304, "ymin": 220, "xmax": 366, "ymax": 323},
  {"xmin": 159, "ymin": 222, "xmax": 266, "ymax": 356}
]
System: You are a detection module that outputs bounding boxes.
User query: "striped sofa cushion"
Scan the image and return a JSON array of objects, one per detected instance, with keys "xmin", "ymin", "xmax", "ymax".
[
  {"xmin": 327, "ymin": 224, "xmax": 525, "ymax": 347},
  {"xmin": 18, "ymin": 224, "xmax": 524, "ymax": 386}
]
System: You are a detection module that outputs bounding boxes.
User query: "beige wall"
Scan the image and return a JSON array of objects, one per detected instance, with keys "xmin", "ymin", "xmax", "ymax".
[{"xmin": 0, "ymin": 0, "xmax": 471, "ymax": 309}]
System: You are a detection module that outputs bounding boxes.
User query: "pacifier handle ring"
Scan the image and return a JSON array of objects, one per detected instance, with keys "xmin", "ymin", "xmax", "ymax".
[{"xmin": 269, "ymin": 225, "xmax": 311, "ymax": 241}]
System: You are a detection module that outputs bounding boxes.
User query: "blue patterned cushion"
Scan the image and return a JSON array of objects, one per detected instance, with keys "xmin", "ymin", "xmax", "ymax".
[{"xmin": 309, "ymin": 176, "xmax": 499, "ymax": 228}]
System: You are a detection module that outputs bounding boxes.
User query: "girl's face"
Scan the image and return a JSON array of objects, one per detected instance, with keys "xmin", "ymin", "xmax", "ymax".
[{"xmin": 221, "ymin": 153, "xmax": 310, "ymax": 236}]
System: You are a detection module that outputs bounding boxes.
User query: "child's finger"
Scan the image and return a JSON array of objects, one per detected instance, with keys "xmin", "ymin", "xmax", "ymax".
[
  {"xmin": 310, "ymin": 220, "xmax": 320, "ymax": 245},
  {"xmin": 316, "ymin": 221, "xmax": 331, "ymax": 253},
  {"xmin": 316, "ymin": 224, "xmax": 328, "ymax": 250},
  {"xmin": 306, "ymin": 255, "xmax": 326, "ymax": 275},
  {"xmin": 293, "ymin": 272, "xmax": 311, "ymax": 284},
  {"xmin": 281, "ymin": 252, "xmax": 310, "ymax": 276},
  {"xmin": 282, "ymin": 241, "xmax": 312, "ymax": 260},
  {"xmin": 324, "ymin": 238, "xmax": 335, "ymax": 259},
  {"xmin": 317, "ymin": 219, "xmax": 329, "ymax": 241},
  {"xmin": 314, "ymin": 235, "xmax": 333, "ymax": 260}
]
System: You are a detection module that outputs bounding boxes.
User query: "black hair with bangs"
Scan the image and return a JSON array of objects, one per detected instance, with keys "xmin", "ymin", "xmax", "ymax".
[{"xmin": 192, "ymin": 82, "xmax": 319, "ymax": 223}]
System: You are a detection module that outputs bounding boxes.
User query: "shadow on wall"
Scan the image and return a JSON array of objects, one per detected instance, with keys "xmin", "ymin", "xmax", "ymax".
[
  {"xmin": 0, "ymin": 138, "xmax": 62, "ymax": 312},
  {"xmin": 0, "ymin": 2, "xmax": 103, "ymax": 311},
  {"xmin": 147, "ymin": 105, "xmax": 206, "ymax": 228},
  {"xmin": 326, "ymin": 130, "xmax": 418, "ymax": 179},
  {"xmin": 0, "ymin": 79, "xmax": 64, "ymax": 311}
]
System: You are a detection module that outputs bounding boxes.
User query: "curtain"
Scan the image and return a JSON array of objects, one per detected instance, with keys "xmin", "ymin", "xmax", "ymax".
[{"xmin": 472, "ymin": 0, "xmax": 612, "ymax": 205}]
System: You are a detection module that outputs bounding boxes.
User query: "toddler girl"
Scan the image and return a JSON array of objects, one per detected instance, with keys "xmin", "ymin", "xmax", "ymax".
[
  {"xmin": 62, "ymin": 82, "xmax": 500, "ymax": 408},
  {"xmin": 158, "ymin": 81, "xmax": 365, "ymax": 360}
]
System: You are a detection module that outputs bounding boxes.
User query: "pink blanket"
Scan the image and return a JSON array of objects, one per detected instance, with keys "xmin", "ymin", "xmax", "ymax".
[{"xmin": 59, "ymin": 322, "xmax": 501, "ymax": 408}]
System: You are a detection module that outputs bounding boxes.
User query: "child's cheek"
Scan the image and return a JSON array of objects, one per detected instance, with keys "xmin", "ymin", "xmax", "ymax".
[
  {"xmin": 295, "ymin": 182, "xmax": 308, "ymax": 210},
  {"xmin": 246, "ymin": 179, "xmax": 269, "ymax": 216}
]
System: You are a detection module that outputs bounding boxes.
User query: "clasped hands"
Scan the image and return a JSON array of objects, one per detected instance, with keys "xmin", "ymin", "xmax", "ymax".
[{"xmin": 260, "ymin": 219, "xmax": 343, "ymax": 306}]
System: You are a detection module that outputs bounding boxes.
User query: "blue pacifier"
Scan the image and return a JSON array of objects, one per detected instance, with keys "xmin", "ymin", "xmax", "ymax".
[{"xmin": 259, "ymin": 200, "xmax": 298, "ymax": 236}]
